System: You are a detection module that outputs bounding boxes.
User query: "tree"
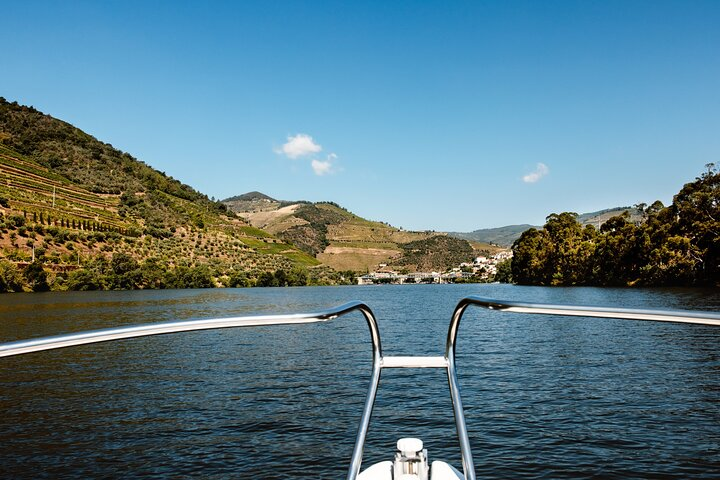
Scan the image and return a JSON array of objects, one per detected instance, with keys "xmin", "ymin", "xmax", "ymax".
[
  {"xmin": 255, "ymin": 271, "xmax": 277, "ymax": 287},
  {"xmin": 0, "ymin": 260, "xmax": 24, "ymax": 293},
  {"xmin": 227, "ymin": 271, "xmax": 250, "ymax": 288},
  {"xmin": 139, "ymin": 257, "xmax": 168, "ymax": 289},
  {"xmin": 511, "ymin": 228, "xmax": 553, "ymax": 285},
  {"xmin": 167, "ymin": 265, "xmax": 214, "ymax": 289},
  {"xmin": 66, "ymin": 269, "xmax": 105, "ymax": 291},
  {"xmin": 107, "ymin": 253, "xmax": 141, "ymax": 289},
  {"xmin": 286, "ymin": 267, "xmax": 309, "ymax": 286},
  {"xmin": 593, "ymin": 213, "xmax": 641, "ymax": 285},
  {"xmin": 494, "ymin": 258, "xmax": 513, "ymax": 283},
  {"xmin": 544, "ymin": 213, "xmax": 594, "ymax": 285},
  {"xmin": 671, "ymin": 167, "xmax": 720, "ymax": 285},
  {"xmin": 24, "ymin": 261, "xmax": 49, "ymax": 292}
]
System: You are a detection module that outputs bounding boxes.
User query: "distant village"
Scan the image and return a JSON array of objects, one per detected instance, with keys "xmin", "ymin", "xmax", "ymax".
[{"xmin": 357, "ymin": 251, "xmax": 512, "ymax": 285}]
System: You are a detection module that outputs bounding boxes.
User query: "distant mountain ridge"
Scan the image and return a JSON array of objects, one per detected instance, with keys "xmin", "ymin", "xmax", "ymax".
[
  {"xmin": 450, "ymin": 225, "xmax": 537, "ymax": 247},
  {"xmin": 451, "ymin": 207, "xmax": 645, "ymax": 247}
]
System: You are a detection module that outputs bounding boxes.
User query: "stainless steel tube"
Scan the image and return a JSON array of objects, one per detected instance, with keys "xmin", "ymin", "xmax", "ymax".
[
  {"xmin": 445, "ymin": 296, "xmax": 720, "ymax": 480},
  {"xmin": 0, "ymin": 301, "xmax": 375, "ymax": 357},
  {"xmin": 0, "ymin": 301, "xmax": 385, "ymax": 480}
]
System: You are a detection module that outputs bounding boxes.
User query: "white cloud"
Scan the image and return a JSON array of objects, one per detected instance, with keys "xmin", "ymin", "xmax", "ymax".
[
  {"xmin": 311, "ymin": 159, "xmax": 333, "ymax": 176},
  {"xmin": 275, "ymin": 134, "xmax": 341, "ymax": 176},
  {"xmin": 522, "ymin": 163, "xmax": 549, "ymax": 183},
  {"xmin": 276, "ymin": 133, "xmax": 322, "ymax": 159},
  {"xmin": 311, "ymin": 153, "xmax": 338, "ymax": 176}
]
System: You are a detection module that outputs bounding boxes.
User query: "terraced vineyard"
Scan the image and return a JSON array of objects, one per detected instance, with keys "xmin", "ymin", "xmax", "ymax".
[
  {"xmin": 0, "ymin": 99, "xmax": 334, "ymax": 292},
  {"xmin": 227, "ymin": 198, "xmax": 485, "ymax": 272},
  {"xmin": 0, "ymin": 144, "xmax": 127, "ymax": 231}
]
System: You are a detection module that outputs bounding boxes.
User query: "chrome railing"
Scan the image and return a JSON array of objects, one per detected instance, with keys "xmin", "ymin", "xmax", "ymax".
[
  {"xmin": 445, "ymin": 296, "xmax": 720, "ymax": 480},
  {"xmin": 0, "ymin": 301, "xmax": 382, "ymax": 480},
  {"xmin": 2, "ymin": 297, "xmax": 719, "ymax": 480}
]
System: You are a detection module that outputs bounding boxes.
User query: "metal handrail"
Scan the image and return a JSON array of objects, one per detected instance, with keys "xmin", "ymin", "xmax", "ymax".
[
  {"xmin": 454, "ymin": 296, "xmax": 720, "ymax": 325},
  {"xmin": 2, "ymin": 297, "xmax": 719, "ymax": 480},
  {"xmin": 0, "ymin": 301, "xmax": 381, "ymax": 357},
  {"xmin": 0, "ymin": 301, "xmax": 383, "ymax": 480},
  {"xmin": 444, "ymin": 296, "xmax": 720, "ymax": 480}
]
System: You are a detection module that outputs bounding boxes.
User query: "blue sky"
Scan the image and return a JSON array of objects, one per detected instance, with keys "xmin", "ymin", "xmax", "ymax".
[{"xmin": 2, "ymin": 1, "xmax": 719, "ymax": 231}]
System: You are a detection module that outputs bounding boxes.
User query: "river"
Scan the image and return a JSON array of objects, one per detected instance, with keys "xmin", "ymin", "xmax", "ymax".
[{"xmin": 1, "ymin": 284, "xmax": 719, "ymax": 479}]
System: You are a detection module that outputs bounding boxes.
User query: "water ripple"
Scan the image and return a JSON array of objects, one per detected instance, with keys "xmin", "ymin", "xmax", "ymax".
[{"xmin": 1, "ymin": 285, "xmax": 719, "ymax": 478}]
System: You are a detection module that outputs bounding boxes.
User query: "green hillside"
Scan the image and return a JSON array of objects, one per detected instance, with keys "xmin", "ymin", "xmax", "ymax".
[
  {"xmin": 225, "ymin": 194, "xmax": 481, "ymax": 272},
  {"xmin": 0, "ymin": 99, "xmax": 338, "ymax": 292}
]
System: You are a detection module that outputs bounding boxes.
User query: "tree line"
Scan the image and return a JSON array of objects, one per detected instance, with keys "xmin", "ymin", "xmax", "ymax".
[
  {"xmin": 0, "ymin": 253, "xmax": 357, "ymax": 293},
  {"xmin": 510, "ymin": 165, "xmax": 719, "ymax": 287}
]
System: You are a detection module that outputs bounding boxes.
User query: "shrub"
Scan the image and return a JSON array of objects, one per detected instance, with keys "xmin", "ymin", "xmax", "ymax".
[
  {"xmin": 24, "ymin": 261, "xmax": 49, "ymax": 292},
  {"xmin": 7, "ymin": 215, "xmax": 25, "ymax": 228},
  {"xmin": 0, "ymin": 260, "xmax": 23, "ymax": 293},
  {"xmin": 167, "ymin": 265, "xmax": 214, "ymax": 289},
  {"xmin": 66, "ymin": 269, "xmax": 105, "ymax": 291}
]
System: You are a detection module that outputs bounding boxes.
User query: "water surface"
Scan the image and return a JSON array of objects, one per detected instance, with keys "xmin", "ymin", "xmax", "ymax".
[{"xmin": 1, "ymin": 284, "xmax": 719, "ymax": 479}]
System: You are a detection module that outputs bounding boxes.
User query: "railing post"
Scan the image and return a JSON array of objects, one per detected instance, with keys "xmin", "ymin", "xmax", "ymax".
[
  {"xmin": 446, "ymin": 299, "xmax": 476, "ymax": 480},
  {"xmin": 346, "ymin": 304, "xmax": 384, "ymax": 480}
]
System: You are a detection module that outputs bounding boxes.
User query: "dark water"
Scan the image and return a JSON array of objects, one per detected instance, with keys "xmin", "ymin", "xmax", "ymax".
[{"xmin": 1, "ymin": 284, "xmax": 719, "ymax": 479}]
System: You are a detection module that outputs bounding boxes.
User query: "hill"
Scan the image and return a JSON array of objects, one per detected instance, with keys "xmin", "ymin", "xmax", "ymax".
[
  {"xmin": 225, "ymin": 191, "xmax": 277, "ymax": 203},
  {"xmin": 222, "ymin": 191, "xmax": 282, "ymax": 214},
  {"xmin": 453, "ymin": 207, "xmax": 646, "ymax": 247},
  {"xmin": 450, "ymin": 225, "xmax": 538, "ymax": 248},
  {"xmin": 0, "ymin": 98, "xmax": 338, "ymax": 292},
  {"xmin": 224, "ymin": 195, "xmax": 489, "ymax": 272},
  {"xmin": 577, "ymin": 207, "xmax": 644, "ymax": 227}
]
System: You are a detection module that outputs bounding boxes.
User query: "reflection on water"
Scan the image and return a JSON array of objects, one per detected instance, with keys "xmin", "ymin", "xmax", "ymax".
[{"xmin": 1, "ymin": 284, "xmax": 719, "ymax": 479}]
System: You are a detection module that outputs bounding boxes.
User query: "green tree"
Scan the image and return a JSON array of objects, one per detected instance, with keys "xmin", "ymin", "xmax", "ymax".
[
  {"xmin": 544, "ymin": 213, "xmax": 594, "ymax": 285},
  {"xmin": 66, "ymin": 269, "xmax": 105, "ymax": 291},
  {"xmin": 592, "ymin": 213, "xmax": 641, "ymax": 285},
  {"xmin": 24, "ymin": 261, "xmax": 49, "ymax": 292},
  {"xmin": 671, "ymin": 165, "xmax": 719, "ymax": 285},
  {"xmin": 139, "ymin": 257, "xmax": 168, "ymax": 289},
  {"xmin": 167, "ymin": 265, "xmax": 214, "ymax": 289},
  {"xmin": 255, "ymin": 271, "xmax": 277, "ymax": 287},
  {"xmin": 511, "ymin": 228, "xmax": 553, "ymax": 285},
  {"xmin": 227, "ymin": 271, "xmax": 251, "ymax": 288},
  {"xmin": 494, "ymin": 258, "xmax": 513, "ymax": 283},
  {"xmin": 107, "ymin": 252, "xmax": 141, "ymax": 289},
  {"xmin": 0, "ymin": 260, "xmax": 24, "ymax": 293},
  {"xmin": 510, "ymin": 167, "xmax": 719, "ymax": 287},
  {"xmin": 286, "ymin": 267, "xmax": 309, "ymax": 286}
]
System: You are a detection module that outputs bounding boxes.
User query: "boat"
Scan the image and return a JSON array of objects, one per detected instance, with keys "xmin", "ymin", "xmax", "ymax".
[{"xmin": 2, "ymin": 296, "xmax": 719, "ymax": 479}]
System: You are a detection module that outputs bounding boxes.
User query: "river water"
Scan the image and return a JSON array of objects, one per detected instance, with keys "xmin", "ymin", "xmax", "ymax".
[{"xmin": 1, "ymin": 284, "xmax": 719, "ymax": 479}]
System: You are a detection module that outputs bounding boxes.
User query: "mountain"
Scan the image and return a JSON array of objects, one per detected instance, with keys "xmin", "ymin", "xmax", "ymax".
[
  {"xmin": 223, "ymin": 194, "xmax": 498, "ymax": 272},
  {"xmin": 451, "ymin": 225, "xmax": 538, "ymax": 248},
  {"xmin": 452, "ymin": 207, "xmax": 646, "ymax": 247},
  {"xmin": 577, "ymin": 207, "xmax": 644, "ymax": 226},
  {"xmin": 0, "ymin": 98, "xmax": 336, "ymax": 292},
  {"xmin": 222, "ymin": 191, "xmax": 282, "ymax": 214},
  {"xmin": 225, "ymin": 191, "xmax": 277, "ymax": 202}
]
